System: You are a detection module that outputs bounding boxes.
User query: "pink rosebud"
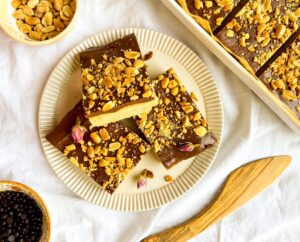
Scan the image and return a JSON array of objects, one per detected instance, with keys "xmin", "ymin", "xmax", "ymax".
[
  {"xmin": 71, "ymin": 125, "xmax": 85, "ymax": 143},
  {"xmin": 137, "ymin": 176, "xmax": 147, "ymax": 189},
  {"xmin": 178, "ymin": 142, "xmax": 194, "ymax": 152}
]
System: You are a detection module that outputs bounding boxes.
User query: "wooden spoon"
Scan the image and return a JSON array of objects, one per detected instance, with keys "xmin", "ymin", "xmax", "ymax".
[{"xmin": 142, "ymin": 155, "xmax": 291, "ymax": 242}]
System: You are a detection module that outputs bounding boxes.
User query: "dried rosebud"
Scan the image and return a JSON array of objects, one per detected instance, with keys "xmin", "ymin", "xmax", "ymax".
[
  {"xmin": 178, "ymin": 142, "xmax": 194, "ymax": 152},
  {"xmin": 71, "ymin": 125, "xmax": 85, "ymax": 143},
  {"xmin": 137, "ymin": 176, "xmax": 147, "ymax": 189}
]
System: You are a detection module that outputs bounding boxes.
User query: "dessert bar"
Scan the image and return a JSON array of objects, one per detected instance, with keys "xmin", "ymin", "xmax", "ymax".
[
  {"xmin": 80, "ymin": 33, "xmax": 158, "ymax": 127},
  {"xmin": 134, "ymin": 68, "xmax": 216, "ymax": 169},
  {"xmin": 259, "ymin": 35, "xmax": 300, "ymax": 118},
  {"xmin": 177, "ymin": 0, "xmax": 247, "ymax": 33},
  {"xmin": 216, "ymin": 0, "xmax": 300, "ymax": 74},
  {"xmin": 46, "ymin": 102, "xmax": 150, "ymax": 194}
]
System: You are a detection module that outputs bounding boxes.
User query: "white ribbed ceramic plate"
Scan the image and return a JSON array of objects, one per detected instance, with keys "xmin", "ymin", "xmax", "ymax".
[{"xmin": 39, "ymin": 28, "xmax": 223, "ymax": 211}]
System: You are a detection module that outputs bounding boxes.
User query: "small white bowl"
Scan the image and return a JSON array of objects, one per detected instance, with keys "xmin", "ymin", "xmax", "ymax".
[
  {"xmin": 0, "ymin": 0, "xmax": 78, "ymax": 46},
  {"xmin": 0, "ymin": 181, "xmax": 51, "ymax": 242}
]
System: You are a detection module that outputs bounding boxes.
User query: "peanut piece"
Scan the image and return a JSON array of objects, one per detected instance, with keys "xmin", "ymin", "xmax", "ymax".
[
  {"xmin": 275, "ymin": 25, "xmax": 286, "ymax": 39},
  {"xmin": 182, "ymin": 105, "xmax": 194, "ymax": 113},
  {"xmin": 226, "ymin": 30, "xmax": 234, "ymax": 37},
  {"xmin": 164, "ymin": 97, "xmax": 170, "ymax": 105},
  {"xmin": 205, "ymin": 1, "xmax": 213, "ymax": 8},
  {"xmin": 90, "ymin": 132, "xmax": 101, "ymax": 144},
  {"xmin": 194, "ymin": 0, "xmax": 203, "ymax": 9},
  {"xmin": 69, "ymin": 157, "xmax": 78, "ymax": 167},
  {"xmin": 23, "ymin": 6, "xmax": 34, "ymax": 16},
  {"xmin": 43, "ymin": 12, "xmax": 53, "ymax": 26},
  {"xmin": 124, "ymin": 51, "xmax": 140, "ymax": 59},
  {"xmin": 53, "ymin": 18, "xmax": 65, "ymax": 29},
  {"xmin": 36, "ymin": 2, "xmax": 49, "ymax": 14},
  {"xmin": 54, "ymin": 0, "xmax": 64, "ymax": 11},
  {"xmin": 87, "ymin": 147, "xmax": 95, "ymax": 158},
  {"xmin": 126, "ymin": 159, "xmax": 133, "ymax": 169},
  {"xmin": 105, "ymin": 168, "xmax": 111, "ymax": 176},
  {"xmin": 27, "ymin": 0, "xmax": 39, "ymax": 8},
  {"xmin": 139, "ymin": 144, "xmax": 146, "ymax": 153},
  {"xmin": 133, "ymin": 59, "xmax": 144, "ymax": 69},
  {"xmin": 164, "ymin": 175, "xmax": 173, "ymax": 182},
  {"xmin": 100, "ymin": 128, "xmax": 110, "ymax": 141},
  {"xmin": 65, "ymin": 144, "xmax": 76, "ymax": 151},
  {"xmin": 168, "ymin": 80, "xmax": 177, "ymax": 89},
  {"xmin": 142, "ymin": 90, "xmax": 152, "ymax": 98},
  {"xmin": 154, "ymin": 140, "xmax": 160, "ymax": 152},
  {"xmin": 109, "ymin": 142, "xmax": 121, "ymax": 151},
  {"xmin": 171, "ymin": 87, "xmax": 179, "ymax": 96},
  {"xmin": 25, "ymin": 16, "xmax": 40, "ymax": 25},
  {"xmin": 125, "ymin": 67, "xmax": 139, "ymax": 76},
  {"xmin": 29, "ymin": 31, "xmax": 42, "ymax": 40},
  {"xmin": 282, "ymin": 90, "xmax": 297, "ymax": 101},
  {"xmin": 13, "ymin": 10, "xmax": 26, "ymax": 20},
  {"xmin": 99, "ymin": 159, "xmax": 109, "ymax": 167},
  {"xmin": 194, "ymin": 126, "xmax": 207, "ymax": 137},
  {"xmin": 19, "ymin": 24, "xmax": 32, "ymax": 33},
  {"xmin": 161, "ymin": 78, "xmax": 169, "ymax": 89},
  {"xmin": 190, "ymin": 92, "xmax": 199, "ymax": 101},
  {"xmin": 41, "ymin": 25, "xmax": 56, "ymax": 33},
  {"xmin": 102, "ymin": 101, "xmax": 116, "ymax": 112},
  {"xmin": 12, "ymin": 0, "xmax": 21, "ymax": 9},
  {"xmin": 63, "ymin": 5, "xmax": 74, "ymax": 17}
]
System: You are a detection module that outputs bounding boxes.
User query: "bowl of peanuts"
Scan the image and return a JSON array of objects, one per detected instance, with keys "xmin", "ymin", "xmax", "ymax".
[{"xmin": 0, "ymin": 0, "xmax": 78, "ymax": 45}]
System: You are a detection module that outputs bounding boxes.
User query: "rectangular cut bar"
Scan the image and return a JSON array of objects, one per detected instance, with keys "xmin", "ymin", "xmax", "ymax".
[
  {"xmin": 177, "ymin": 0, "xmax": 244, "ymax": 33},
  {"xmin": 80, "ymin": 34, "xmax": 158, "ymax": 127},
  {"xmin": 216, "ymin": 0, "xmax": 300, "ymax": 74},
  {"xmin": 46, "ymin": 102, "xmax": 150, "ymax": 194},
  {"xmin": 134, "ymin": 68, "xmax": 216, "ymax": 169},
  {"xmin": 259, "ymin": 35, "xmax": 300, "ymax": 119}
]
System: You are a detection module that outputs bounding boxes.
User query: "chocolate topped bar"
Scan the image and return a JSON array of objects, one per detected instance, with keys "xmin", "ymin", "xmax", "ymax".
[
  {"xmin": 216, "ymin": 0, "xmax": 300, "ymax": 74},
  {"xmin": 134, "ymin": 68, "xmax": 216, "ymax": 169},
  {"xmin": 46, "ymin": 102, "xmax": 150, "ymax": 194},
  {"xmin": 259, "ymin": 35, "xmax": 300, "ymax": 118},
  {"xmin": 80, "ymin": 34, "xmax": 158, "ymax": 127},
  {"xmin": 177, "ymin": 0, "xmax": 245, "ymax": 33}
]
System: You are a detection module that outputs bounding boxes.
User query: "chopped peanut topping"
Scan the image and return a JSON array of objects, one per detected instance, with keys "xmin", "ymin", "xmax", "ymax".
[{"xmin": 260, "ymin": 40, "xmax": 300, "ymax": 116}]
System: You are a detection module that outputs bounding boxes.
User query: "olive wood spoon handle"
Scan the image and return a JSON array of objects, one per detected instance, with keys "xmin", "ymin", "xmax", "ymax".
[{"xmin": 142, "ymin": 155, "xmax": 291, "ymax": 242}]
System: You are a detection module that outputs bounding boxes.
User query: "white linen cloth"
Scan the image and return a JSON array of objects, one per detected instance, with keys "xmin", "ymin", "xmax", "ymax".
[{"xmin": 1, "ymin": 1, "xmax": 300, "ymax": 241}]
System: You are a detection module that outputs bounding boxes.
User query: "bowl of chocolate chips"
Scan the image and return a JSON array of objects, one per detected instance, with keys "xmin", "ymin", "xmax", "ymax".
[{"xmin": 0, "ymin": 181, "xmax": 50, "ymax": 242}]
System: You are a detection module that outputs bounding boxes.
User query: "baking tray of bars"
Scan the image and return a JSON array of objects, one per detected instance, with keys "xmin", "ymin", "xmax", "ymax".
[{"xmin": 161, "ymin": 0, "xmax": 300, "ymax": 133}]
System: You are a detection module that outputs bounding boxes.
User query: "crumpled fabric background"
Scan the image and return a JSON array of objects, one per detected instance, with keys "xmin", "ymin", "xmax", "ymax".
[{"xmin": 1, "ymin": 1, "xmax": 300, "ymax": 241}]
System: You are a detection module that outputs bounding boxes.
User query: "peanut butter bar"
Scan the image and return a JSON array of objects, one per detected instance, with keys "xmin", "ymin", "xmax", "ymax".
[
  {"xmin": 216, "ymin": 0, "xmax": 300, "ymax": 74},
  {"xmin": 177, "ymin": 0, "xmax": 246, "ymax": 33},
  {"xmin": 80, "ymin": 34, "xmax": 158, "ymax": 127},
  {"xmin": 259, "ymin": 35, "xmax": 300, "ymax": 119},
  {"xmin": 134, "ymin": 68, "xmax": 216, "ymax": 169},
  {"xmin": 46, "ymin": 102, "xmax": 150, "ymax": 194}
]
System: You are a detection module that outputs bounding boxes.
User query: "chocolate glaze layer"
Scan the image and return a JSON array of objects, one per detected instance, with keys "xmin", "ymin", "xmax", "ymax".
[
  {"xmin": 216, "ymin": 0, "xmax": 300, "ymax": 73},
  {"xmin": 80, "ymin": 33, "xmax": 156, "ymax": 122},
  {"xmin": 182, "ymin": 0, "xmax": 242, "ymax": 32},
  {"xmin": 46, "ymin": 102, "xmax": 150, "ymax": 194},
  {"xmin": 259, "ymin": 36, "xmax": 300, "ymax": 119},
  {"xmin": 80, "ymin": 34, "xmax": 142, "ymax": 69},
  {"xmin": 256, "ymin": 28, "xmax": 300, "ymax": 77},
  {"xmin": 134, "ymin": 69, "xmax": 216, "ymax": 169}
]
